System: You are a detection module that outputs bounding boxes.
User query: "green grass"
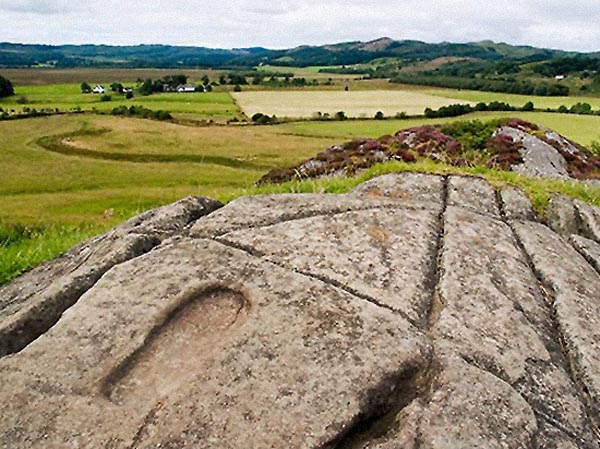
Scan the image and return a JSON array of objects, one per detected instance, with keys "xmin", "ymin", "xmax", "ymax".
[
  {"xmin": 0, "ymin": 114, "xmax": 339, "ymax": 225},
  {"xmin": 4, "ymin": 157, "xmax": 599, "ymax": 285},
  {"xmin": 0, "ymin": 222, "xmax": 104, "ymax": 284},
  {"xmin": 36, "ymin": 127, "xmax": 272, "ymax": 169},
  {"xmin": 225, "ymin": 159, "xmax": 600, "ymax": 217}
]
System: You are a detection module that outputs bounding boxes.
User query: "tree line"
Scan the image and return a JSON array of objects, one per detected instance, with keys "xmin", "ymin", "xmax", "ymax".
[{"xmin": 391, "ymin": 73, "xmax": 569, "ymax": 96}]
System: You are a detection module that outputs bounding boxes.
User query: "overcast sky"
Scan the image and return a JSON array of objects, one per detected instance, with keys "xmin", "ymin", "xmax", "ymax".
[{"xmin": 1, "ymin": 0, "xmax": 599, "ymax": 52}]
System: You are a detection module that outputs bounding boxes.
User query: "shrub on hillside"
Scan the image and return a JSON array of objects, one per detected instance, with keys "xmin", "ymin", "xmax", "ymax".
[
  {"xmin": 485, "ymin": 133, "xmax": 524, "ymax": 169},
  {"xmin": 395, "ymin": 125, "xmax": 461, "ymax": 156},
  {"xmin": 110, "ymin": 105, "xmax": 172, "ymax": 121},
  {"xmin": 251, "ymin": 112, "xmax": 278, "ymax": 125},
  {"xmin": 442, "ymin": 119, "xmax": 502, "ymax": 152},
  {"xmin": 334, "ymin": 111, "xmax": 347, "ymax": 121}
]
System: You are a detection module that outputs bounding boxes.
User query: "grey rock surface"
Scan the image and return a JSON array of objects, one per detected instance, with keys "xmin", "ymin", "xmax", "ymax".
[
  {"xmin": 1, "ymin": 173, "xmax": 599, "ymax": 449},
  {"xmin": 447, "ymin": 175, "xmax": 499, "ymax": 216},
  {"xmin": 513, "ymin": 221, "xmax": 600, "ymax": 438},
  {"xmin": 546, "ymin": 194, "xmax": 580, "ymax": 237},
  {"xmin": 574, "ymin": 199, "xmax": 600, "ymax": 242},
  {"xmin": 571, "ymin": 234, "xmax": 600, "ymax": 273},
  {"xmin": 497, "ymin": 126, "xmax": 570, "ymax": 179},
  {"xmin": 0, "ymin": 196, "xmax": 222, "ymax": 357},
  {"xmin": 500, "ymin": 186, "xmax": 536, "ymax": 221}
]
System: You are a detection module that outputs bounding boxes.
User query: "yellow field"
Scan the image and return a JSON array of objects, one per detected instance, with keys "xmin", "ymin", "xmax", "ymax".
[{"xmin": 232, "ymin": 90, "xmax": 475, "ymax": 118}]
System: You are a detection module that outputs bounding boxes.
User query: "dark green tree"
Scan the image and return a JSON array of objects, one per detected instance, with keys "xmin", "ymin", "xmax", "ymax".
[
  {"xmin": 334, "ymin": 111, "xmax": 347, "ymax": 121},
  {"xmin": 139, "ymin": 79, "xmax": 154, "ymax": 96},
  {"xmin": 522, "ymin": 101, "xmax": 534, "ymax": 112},
  {"xmin": 110, "ymin": 82, "xmax": 124, "ymax": 93},
  {"xmin": 570, "ymin": 102, "xmax": 592, "ymax": 114},
  {"xmin": 80, "ymin": 81, "xmax": 91, "ymax": 94},
  {"xmin": 0, "ymin": 76, "xmax": 14, "ymax": 98}
]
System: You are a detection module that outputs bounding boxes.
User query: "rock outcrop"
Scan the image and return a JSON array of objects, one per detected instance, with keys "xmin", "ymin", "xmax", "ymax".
[
  {"xmin": 1, "ymin": 173, "xmax": 600, "ymax": 448},
  {"xmin": 257, "ymin": 118, "xmax": 600, "ymax": 184}
]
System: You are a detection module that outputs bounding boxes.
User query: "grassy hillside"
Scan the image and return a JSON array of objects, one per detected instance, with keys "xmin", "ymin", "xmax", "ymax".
[
  {"xmin": 4, "ymin": 112, "xmax": 598, "ymax": 227},
  {"xmin": 0, "ymin": 38, "xmax": 573, "ymax": 69}
]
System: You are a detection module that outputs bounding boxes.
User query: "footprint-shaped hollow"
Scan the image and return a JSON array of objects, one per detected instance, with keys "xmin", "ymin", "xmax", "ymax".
[{"xmin": 102, "ymin": 285, "xmax": 249, "ymax": 405}]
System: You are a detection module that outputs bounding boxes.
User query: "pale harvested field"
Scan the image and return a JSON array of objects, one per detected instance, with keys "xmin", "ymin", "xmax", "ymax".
[{"xmin": 232, "ymin": 90, "xmax": 475, "ymax": 118}]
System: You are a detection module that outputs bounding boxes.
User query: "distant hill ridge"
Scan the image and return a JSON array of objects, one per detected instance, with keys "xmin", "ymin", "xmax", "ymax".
[{"xmin": 0, "ymin": 37, "xmax": 586, "ymax": 69}]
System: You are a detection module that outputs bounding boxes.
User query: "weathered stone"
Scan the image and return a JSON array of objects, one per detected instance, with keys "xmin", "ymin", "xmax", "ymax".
[
  {"xmin": 513, "ymin": 220, "xmax": 600, "ymax": 431},
  {"xmin": 423, "ymin": 206, "xmax": 594, "ymax": 446},
  {"xmin": 546, "ymin": 194, "xmax": 579, "ymax": 237},
  {"xmin": 447, "ymin": 175, "xmax": 499, "ymax": 216},
  {"xmin": 190, "ymin": 193, "xmax": 409, "ymax": 239},
  {"xmin": 0, "ymin": 196, "xmax": 221, "ymax": 357},
  {"xmin": 570, "ymin": 234, "xmax": 600, "ymax": 273},
  {"xmin": 1, "ymin": 174, "xmax": 600, "ymax": 449},
  {"xmin": 411, "ymin": 352, "xmax": 538, "ymax": 449},
  {"xmin": 574, "ymin": 199, "xmax": 600, "ymax": 243},
  {"xmin": 0, "ymin": 239, "xmax": 430, "ymax": 449},
  {"xmin": 218, "ymin": 207, "xmax": 441, "ymax": 325},
  {"xmin": 499, "ymin": 126, "xmax": 569, "ymax": 179},
  {"xmin": 500, "ymin": 186, "xmax": 535, "ymax": 221},
  {"xmin": 349, "ymin": 172, "xmax": 445, "ymax": 206}
]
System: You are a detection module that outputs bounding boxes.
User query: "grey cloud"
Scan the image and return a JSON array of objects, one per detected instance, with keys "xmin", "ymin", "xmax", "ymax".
[
  {"xmin": 244, "ymin": 0, "xmax": 300, "ymax": 15},
  {"xmin": 1, "ymin": 0, "xmax": 599, "ymax": 52},
  {"xmin": 0, "ymin": 0, "xmax": 75, "ymax": 15}
]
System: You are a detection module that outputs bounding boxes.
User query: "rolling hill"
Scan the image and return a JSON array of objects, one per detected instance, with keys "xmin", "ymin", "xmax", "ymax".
[{"xmin": 0, "ymin": 38, "xmax": 581, "ymax": 69}]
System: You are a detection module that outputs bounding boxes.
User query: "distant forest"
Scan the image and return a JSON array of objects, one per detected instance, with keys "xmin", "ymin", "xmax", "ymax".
[
  {"xmin": 0, "ymin": 39, "xmax": 574, "ymax": 69},
  {"xmin": 2, "ymin": 38, "xmax": 600, "ymax": 96}
]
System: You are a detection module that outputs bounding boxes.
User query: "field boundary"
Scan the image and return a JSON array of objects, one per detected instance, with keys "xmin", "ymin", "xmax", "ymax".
[{"xmin": 34, "ymin": 128, "xmax": 272, "ymax": 169}]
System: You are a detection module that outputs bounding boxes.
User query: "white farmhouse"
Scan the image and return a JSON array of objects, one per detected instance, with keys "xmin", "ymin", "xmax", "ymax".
[
  {"xmin": 92, "ymin": 85, "xmax": 106, "ymax": 94},
  {"xmin": 176, "ymin": 84, "xmax": 197, "ymax": 93}
]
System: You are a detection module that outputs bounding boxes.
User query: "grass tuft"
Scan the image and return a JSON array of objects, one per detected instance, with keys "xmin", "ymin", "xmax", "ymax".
[
  {"xmin": 220, "ymin": 159, "xmax": 600, "ymax": 219},
  {"xmin": 0, "ymin": 221, "xmax": 104, "ymax": 284}
]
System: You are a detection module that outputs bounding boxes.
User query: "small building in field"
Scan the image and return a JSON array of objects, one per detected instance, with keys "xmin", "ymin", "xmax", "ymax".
[
  {"xmin": 555, "ymin": 75, "xmax": 566, "ymax": 80},
  {"xmin": 92, "ymin": 85, "xmax": 105, "ymax": 94},
  {"xmin": 176, "ymin": 84, "xmax": 197, "ymax": 93}
]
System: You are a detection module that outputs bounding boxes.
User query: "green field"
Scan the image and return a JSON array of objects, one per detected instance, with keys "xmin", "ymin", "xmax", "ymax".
[
  {"xmin": 0, "ymin": 84, "xmax": 241, "ymax": 121},
  {"xmin": 3, "ymin": 111, "xmax": 600, "ymax": 229},
  {"xmin": 0, "ymin": 115, "xmax": 340, "ymax": 226}
]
